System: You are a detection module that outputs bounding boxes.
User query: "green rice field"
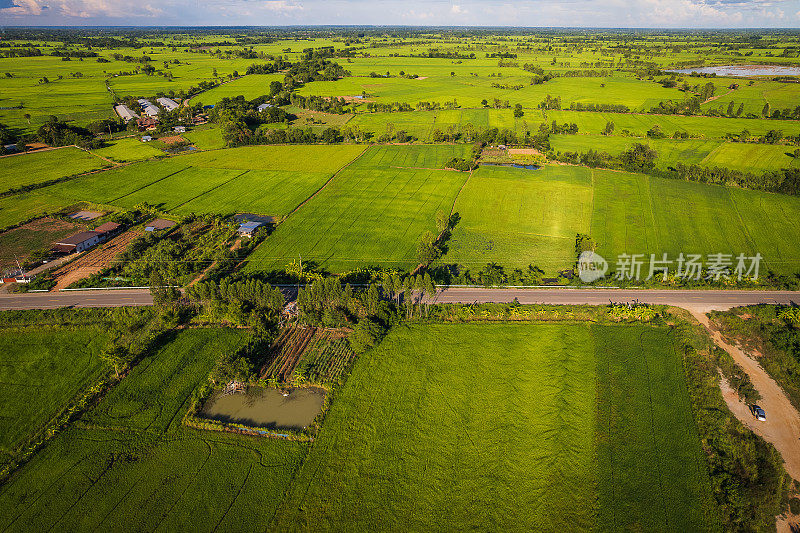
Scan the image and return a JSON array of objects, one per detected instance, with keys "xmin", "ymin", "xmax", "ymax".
[
  {"xmin": 0, "ymin": 328, "xmax": 306, "ymax": 532},
  {"xmin": 244, "ymin": 144, "xmax": 471, "ymax": 272},
  {"xmin": 0, "ymin": 147, "xmax": 110, "ymax": 194},
  {"xmin": 273, "ymin": 322, "xmax": 716, "ymax": 531},
  {"xmin": 0, "ymin": 327, "xmax": 109, "ymax": 466}
]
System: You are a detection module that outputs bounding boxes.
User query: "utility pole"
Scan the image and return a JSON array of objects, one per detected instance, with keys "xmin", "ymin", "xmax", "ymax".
[{"xmin": 297, "ymin": 254, "xmax": 302, "ymax": 300}]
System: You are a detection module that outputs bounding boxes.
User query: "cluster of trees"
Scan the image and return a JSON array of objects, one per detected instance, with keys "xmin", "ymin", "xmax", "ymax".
[
  {"xmin": 210, "ymin": 96, "xmax": 289, "ymax": 146},
  {"xmin": 245, "ymin": 59, "xmax": 291, "ymax": 75},
  {"xmin": 538, "ymin": 94, "xmax": 562, "ymax": 110},
  {"xmin": 551, "ymin": 142, "xmax": 658, "ymax": 173},
  {"xmin": 569, "ymin": 102, "xmax": 630, "ymax": 113},
  {"xmin": 549, "ymin": 121, "xmax": 579, "ymax": 134},
  {"xmin": 429, "ymin": 263, "xmax": 546, "ymax": 287},
  {"xmin": 35, "ymin": 116, "xmax": 100, "ymax": 148},
  {"xmin": 290, "ymin": 94, "xmax": 350, "ymax": 114},
  {"xmin": 187, "ymin": 278, "xmax": 284, "ymax": 332},
  {"xmin": 364, "ymin": 101, "xmax": 414, "ymax": 113}
]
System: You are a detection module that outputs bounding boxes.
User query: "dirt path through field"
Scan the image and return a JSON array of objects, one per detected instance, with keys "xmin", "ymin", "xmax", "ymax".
[{"xmin": 692, "ymin": 311, "xmax": 800, "ymax": 481}]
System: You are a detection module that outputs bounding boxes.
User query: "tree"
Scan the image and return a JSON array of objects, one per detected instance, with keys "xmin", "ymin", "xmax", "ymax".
[
  {"xmin": 602, "ymin": 121, "xmax": 615, "ymax": 136},
  {"xmin": 23, "ymin": 113, "xmax": 31, "ymax": 125},
  {"xmin": 100, "ymin": 344, "xmax": 128, "ymax": 379},
  {"xmin": 620, "ymin": 143, "xmax": 658, "ymax": 172},
  {"xmin": 436, "ymin": 210, "xmax": 449, "ymax": 235},
  {"xmin": 762, "ymin": 102, "xmax": 771, "ymax": 117},
  {"xmin": 416, "ymin": 231, "xmax": 441, "ymax": 265},
  {"xmin": 481, "ymin": 99, "xmax": 488, "ymax": 107},
  {"xmin": 736, "ymin": 103, "xmax": 744, "ymax": 117},
  {"xmin": 348, "ymin": 318, "xmax": 384, "ymax": 353},
  {"xmin": 513, "ymin": 103, "xmax": 524, "ymax": 118},
  {"xmin": 726, "ymin": 101, "xmax": 735, "ymax": 117}
]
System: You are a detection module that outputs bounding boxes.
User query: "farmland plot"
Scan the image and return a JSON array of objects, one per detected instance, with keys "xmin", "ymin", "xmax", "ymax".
[
  {"xmin": 0, "ymin": 328, "xmax": 306, "ymax": 533},
  {"xmin": 244, "ymin": 145, "xmax": 470, "ymax": 272},
  {"xmin": 272, "ymin": 323, "xmax": 715, "ymax": 531},
  {"xmin": 0, "ymin": 147, "xmax": 110, "ymax": 194},
  {"xmin": 0, "ymin": 327, "xmax": 109, "ymax": 467},
  {"xmin": 260, "ymin": 325, "xmax": 355, "ymax": 385}
]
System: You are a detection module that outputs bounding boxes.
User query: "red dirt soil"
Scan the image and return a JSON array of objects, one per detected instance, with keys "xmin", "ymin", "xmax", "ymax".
[{"xmin": 49, "ymin": 229, "xmax": 141, "ymax": 290}]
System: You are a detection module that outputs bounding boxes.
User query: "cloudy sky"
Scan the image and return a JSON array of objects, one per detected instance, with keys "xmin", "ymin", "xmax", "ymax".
[{"xmin": 0, "ymin": 0, "xmax": 799, "ymax": 28}]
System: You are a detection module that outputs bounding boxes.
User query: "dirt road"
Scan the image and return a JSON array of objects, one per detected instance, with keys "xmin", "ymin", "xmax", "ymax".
[{"xmin": 693, "ymin": 311, "xmax": 800, "ymax": 481}]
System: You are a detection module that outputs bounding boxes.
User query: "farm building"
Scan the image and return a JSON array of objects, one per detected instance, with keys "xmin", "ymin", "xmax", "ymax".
[
  {"xmin": 156, "ymin": 97, "xmax": 179, "ymax": 111},
  {"xmin": 257, "ymin": 103, "xmax": 274, "ymax": 112},
  {"xmin": 141, "ymin": 135, "xmax": 153, "ymax": 142},
  {"xmin": 237, "ymin": 221, "xmax": 263, "ymax": 236},
  {"xmin": 138, "ymin": 99, "xmax": 160, "ymax": 117},
  {"xmin": 137, "ymin": 116, "xmax": 158, "ymax": 130},
  {"xmin": 173, "ymin": 125, "xmax": 186, "ymax": 133},
  {"xmin": 145, "ymin": 218, "xmax": 176, "ymax": 232},
  {"xmin": 94, "ymin": 222, "xmax": 121, "ymax": 240},
  {"xmin": 3, "ymin": 144, "xmax": 18, "ymax": 153},
  {"xmin": 54, "ymin": 231, "xmax": 101, "ymax": 253},
  {"xmin": 114, "ymin": 104, "xmax": 139, "ymax": 122}
]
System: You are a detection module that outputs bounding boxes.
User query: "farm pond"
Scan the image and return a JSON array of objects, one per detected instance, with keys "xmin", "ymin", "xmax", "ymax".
[
  {"xmin": 201, "ymin": 386, "xmax": 326, "ymax": 430},
  {"xmin": 668, "ymin": 64, "xmax": 800, "ymax": 77}
]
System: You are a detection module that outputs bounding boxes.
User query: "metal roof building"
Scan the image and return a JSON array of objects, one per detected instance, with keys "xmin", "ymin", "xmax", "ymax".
[
  {"xmin": 157, "ymin": 97, "xmax": 179, "ymax": 111},
  {"xmin": 138, "ymin": 99, "xmax": 160, "ymax": 117},
  {"xmin": 54, "ymin": 231, "xmax": 101, "ymax": 253},
  {"xmin": 145, "ymin": 218, "xmax": 176, "ymax": 232},
  {"xmin": 115, "ymin": 104, "xmax": 140, "ymax": 122}
]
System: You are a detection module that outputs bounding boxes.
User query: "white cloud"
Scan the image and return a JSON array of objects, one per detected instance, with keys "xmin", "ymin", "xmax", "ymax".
[
  {"xmin": 1, "ymin": 0, "xmax": 164, "ymax": 17},
  {"xmin": 450, "ymin": 4, "xmax": 466, "ymax": 14}
]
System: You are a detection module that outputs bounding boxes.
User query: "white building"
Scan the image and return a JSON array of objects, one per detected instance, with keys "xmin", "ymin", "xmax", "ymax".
[
  {"xmin": 157, "ymin": 97, "xmax": 179, "ymax": 111},
  {"xmin": 173, "ymin": 126, "xmax": 186, "ymax": 133},
  {"xmin": 138, "ymin": 99, "xmax": 160, "ymax": 117},
  {"xmin": 54, "ymin": 231, "xmax": 101, "ymax": 253},
  {"xmin": 114, "ymin": 104, "xmax": 140, "ymax": 122},
  {"xmin": 257, "ymin": 103, "xmax": 273, "ymax": 112}
]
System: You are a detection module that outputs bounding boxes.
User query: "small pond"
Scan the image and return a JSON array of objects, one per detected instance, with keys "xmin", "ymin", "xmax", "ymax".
[
  {"xmin": 667, "ymin": 65, "xmax": 800, "ymax": 77},
  {"xmin": 481, "ymin": 163, "xmax": 542, "ymax": 170},
  {"xmin": 201, "ymin": 386, "xmax": 326, "ymax": 430}
]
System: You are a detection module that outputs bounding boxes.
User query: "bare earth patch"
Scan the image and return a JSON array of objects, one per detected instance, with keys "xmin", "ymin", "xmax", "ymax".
[
  {"xmin": 693, "ymin": 312, "xmax": 800, "ymax": 482},
  {"xmin": 508, "ymin": 148, "xmax": 542, "ymax": 156},
  {"xmin": 0, "ymin": 217, "xmax": 84, "ymax": 272},
  {"xmin": 159, "ymin": 136, "xmax": 186, "ymax": 145},
  {"xmin": 49, "ymin": 229, "xmax": 141, "ymax": 290}
]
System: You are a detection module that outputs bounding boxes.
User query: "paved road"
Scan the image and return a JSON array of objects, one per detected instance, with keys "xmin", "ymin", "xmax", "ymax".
[
  {"xmin": 429, "ymin": 288, "xmax": 800, "ymax": 313},
  {"xmin": 0, "ymin": 289, "xmax": 154, "ymax": 310},
  {"xmin": 1, "ymin": 286, "xmax": 799, "ymax": 312}
]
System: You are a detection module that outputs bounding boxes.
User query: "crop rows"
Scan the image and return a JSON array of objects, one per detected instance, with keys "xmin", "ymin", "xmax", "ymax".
[{"xmin": 259, "ymin": 326, "xmax": 356, "ymax": 385}]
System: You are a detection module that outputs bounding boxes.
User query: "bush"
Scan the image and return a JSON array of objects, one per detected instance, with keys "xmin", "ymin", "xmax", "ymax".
[{"xmin": 348, "ymin": 318, "xmax": 384, "ymax": 353}]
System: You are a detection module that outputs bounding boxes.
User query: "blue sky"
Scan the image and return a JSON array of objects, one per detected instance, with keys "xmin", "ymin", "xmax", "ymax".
[{"xmin": 1, "ymin": 0, "xmax": 799, "ymax": 28}]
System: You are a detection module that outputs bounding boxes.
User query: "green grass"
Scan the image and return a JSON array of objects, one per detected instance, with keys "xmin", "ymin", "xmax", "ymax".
[
  {"xmin": 550, "ymin": 134, "xmax": 721, "ymax": 169},
  {"xmin": 0, "ymin": 147, "xmax": 110, "ymax": 194},
  {"xmin": 182, "ymin": 124, "xmax": 225, "ymax": 150},
  {"xmin": 700, "ymin": 142, "xmax": 800, "ymax": 173},
  {"xmin": 272, "ymin": 322, "xmax": 716, "ymax": 531},
  {"xmin": 171, "ymin": 144, "xmax": 365, "ymax": 171},
  {"xmin": 0, "ymin": 191, "xmax": 76, "ymax": 231},
  {"xmin": 89, "ymin": 137, "xmax": 164, "ymax": 163},
  {"xmin": 0, "ymin": 327, "xmax": 306, "ymax": 532},
  {"xmin": 446, "ymin": 164, "xmax": 593, "ymax": 271},
  {"xmin": 190, "ymin": 74, "xmax": 284, "ymax": 104},
  {"xmin": 442, "ymin": 164, "xmax": 800, "ymax": 274},
  {"xmin": 0, "ymin": 327, "xmax": 109, "ymax": 464},
  {"xmin": 244, "ymin": 145, "xmax": 471, "ymax": 272}
]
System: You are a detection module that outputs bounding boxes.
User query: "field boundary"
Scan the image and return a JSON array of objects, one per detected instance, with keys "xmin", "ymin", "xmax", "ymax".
[
  {"xmin": 284, "ymin": 145, "xmax": 369, "ymax": 217},
  {"xmin": 169, "ymin": 170, "xmax": 251, "ymax": 212}
]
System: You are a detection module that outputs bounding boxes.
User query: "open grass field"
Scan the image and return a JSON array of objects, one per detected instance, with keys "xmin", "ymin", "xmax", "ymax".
[
  {"xmin": 244, "ymin": 144, "xmax": 471, "ymax": 272},
  {"xmin": 700, "ymin": 142, "xmax": 800, "ymax": 173},
  {"xmin": 273, "ymin": 322, "xmax": 716, "ymax": 531},
  {"xmin": 190, "ymin": 74, "xmax": 284, "ymax": 104},
  {"xmin": 446, "ymin": 164, "xmax": 593, "ymax": 271},
  {"xmin": 0, "ymin": 147, "xmax": 110, "ymax": 194},
  {"xmin": 0, "ymin": 327, "xmax": 109, "ymax": 466},
  {"xmin": 182, "ymin": 125, "xmax": 226, "ymax": 150},
  {"xmin": 89, "ymin": 137, "xmax": 165, "ymax": 163},
  {"xmin": 444, "ymin": 164, "xmax": 800, "ymax": 274},
  {"xmin": 0, "ymin": 327, "xmax": 307, "ymax": 532},
  {"xmin": 546, "ymin": 110, "xmax": 800, "ymax": 138},
  {"xmin": 550, "ymin": 134, "xmax": 722, "ymax": 168},
  {"xmin": 0, "ymin": 191, "xmax": 77, "ymax": 231}
]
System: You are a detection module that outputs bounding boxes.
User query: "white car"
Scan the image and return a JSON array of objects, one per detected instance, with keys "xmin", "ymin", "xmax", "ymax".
[{"xmin": 752, "ymin": 405, "xmax": 767, "ymax": 421}]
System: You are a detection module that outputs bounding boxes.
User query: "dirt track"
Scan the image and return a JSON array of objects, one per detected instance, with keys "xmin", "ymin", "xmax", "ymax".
[
  {"xmin": 693, "ymin": 311, "xmax": 800, "ymax": 482},
  {"xmin": 50, "ymin": 229, "xmax": 140, "ymax": 290}
]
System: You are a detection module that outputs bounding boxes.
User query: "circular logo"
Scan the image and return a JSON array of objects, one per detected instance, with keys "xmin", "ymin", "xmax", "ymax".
[{"xmin": 577, "ymin": 251, "xmax": 608, "ymax": 283}]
